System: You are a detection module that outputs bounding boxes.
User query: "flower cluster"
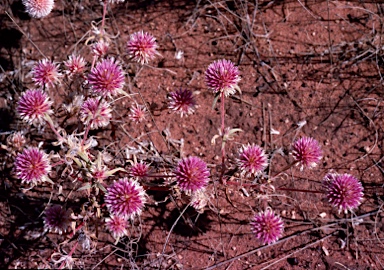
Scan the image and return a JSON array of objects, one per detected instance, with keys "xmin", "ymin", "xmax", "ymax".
[
  {"xmin": 127, "ymin": 31, "xmax": 158, "ymax": 64},
  {"xmin": 44, "ymin": 205, "xmax": 72, "ymax": 234},
  {"xmin": 174, "ymin": 156, "xmax": 210, "ymax": 193},
  {"xmin": 168, "ymin": 88, "xmax": 197, "ymax": 117},
  {"xmin": 92, "ymin": 40, "xmax": 110, "ymax": 57},
  {"xmin": 205, "ymin": 59, "xmax": 241, "ymax": 97},
  {"xmin": 323, "ymin": 173, "xmax": 364, "ymax": 213},
  {"xmin": 105, "ymin": 178, "xmax": 146, "ymax": 219},
  {"xmin": 14, "ymin": 147, "xmax": 51, "ymax": 186},
  {"xmin": 291, "ymin": 137, "xmax": 322, "ymax": 169},
  {"xmin": 105, "ymin": 215, "xmax": 128, "ymax": 239},
  {"xmin": 64, "ymin": 54, "xmax": 86, "ymax": 76},
  {"xmin": 32, "ymin": 59, "xmax": 61, "ymax": 88},
  {"xmin": 237, "ymin": 144, "xmax": 268, "ymax": 177},
  {"xmin": 80, "ymin": 98, "xmax": 112, "ymax": 129},
  {"xmin": 130, "ymin": 162, "xmax": 150, "ymax": 179},
  {"xmin": 128, "ymin": 104, "xmax": 147, "ymax": 123},
  {"xmin": 251, "ymin": 209, "xmax": 284, "ymax": 245},
  {"xmin": 17, "ymin": 89, "xmax": 53, "ymax": 126},
  {"xmin": 22, "ymin": 0, "xmax": 54, "ymax": 18},
  {"xmin": 88, "ymin": 58, "xmax": 125, "ymax": 97}
]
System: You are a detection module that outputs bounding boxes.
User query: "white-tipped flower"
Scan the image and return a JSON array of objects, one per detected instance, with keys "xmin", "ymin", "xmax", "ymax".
[{"xmin": 22, "ymin": 0, "xmax": 54, "ymax": 18}]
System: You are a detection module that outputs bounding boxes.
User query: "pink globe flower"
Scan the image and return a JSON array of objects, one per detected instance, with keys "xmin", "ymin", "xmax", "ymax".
[
  {"xmin": 292, "ymin": 137, "xmax": 322, "ymax": 170},
  {"xmin": 91, "ymin": 40, "xmax": 109, "ymax": 57},
  {"xmin": 44, "ymin": 205, "xmax": 71, "ymax": 234},
  {"xmin": 32, "ymin": 59, "xmax": 61, "ymax": 88},
  {"xmin": 64, "ymin": 54, "xmax": 86, "ymax": 76},
  {"xmin": 168, "ymin": 88, "xmax": 197, "ymax": 117},
  {"xmin": 323, "ymin": 173, "xmax": 364, "ymax": 213},
  {"xmin": 105, "ymin": 215, "xmax": 128, "ymax": 239},
  {"xmin": 127, "ymin": 31, "xmax": 158, "ymax": 64},
  {"xmin": 205, "ymin": 59, "xmax": 241, "ymax": 97},
  {"xmin": 251, "ymin": 209, "xmax": 284, "ymax": 245},
  {"xmin": 88, "ymin": 58, "xmax": 125, "ymax": 97},
  {"xmin": 14, "ymin": 147, "xmax": 51, "ymax": 185},
  {"xmin": 130, "ymin": 162, "xmax": 150, "ymax": 179},
  {"xmin": 237, "ymin": 144, "xmax": 268, "ymax": 177},
  {"xmin": 17, "ymin": 89, "xmax": 53, "ymax": 126},
  {"xmin": 22, "ymin": 0, "xmax": 54, "ymax": 18},
  {"xmin": 174, "ymin": 156, "xmax": 210, "ymax": 193},
  {"xmin": 105, "ymin": 178, "xmax": 146, "ymax": 219},
  {"xmin": 128, "ymin": 104, "xmax": 147, "ymax": 123},
  {"xmin": 80, "ymin": 97, "xmax": 112, "ymax": 130}
]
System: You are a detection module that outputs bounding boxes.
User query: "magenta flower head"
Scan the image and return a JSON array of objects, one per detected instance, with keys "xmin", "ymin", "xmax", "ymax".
[
  {"xmin": 22, "ymin": 0, "xmax": 54, "ymax": 18},
  {"xmin": 14, "ymin": 147, "xmax": 51, "ymax": 185},
  {"xmin": 127, "ymin": 31, "xmax": 158, "ymax": 64},
  {"xmin": 88, "ymin": 58, "xmax": 125, "ymax": 97},
  {"xmin": 168, "ymin": 88, "xmax": 197, "ymax": 117},
  {"xmin": 174, "ymin": 156, "xmax": 210, "ymax": 194},
  {"xmin": 32, "ymin": 59, "xmax": 61, "ymax": 88},
  {"xmin": 105, "ymin": 178, "xmax": 146, "ymax": 219},
  {"xmin": 44, "ymin": 205, "xmax": 71, "ymax": 234},
  {"xmin": 129, "ymin": 104, "xmax": 147, "ymax": 123},
  {"xmin": 237, "ymin": 144, "xmax": 268, "ymax": 177},
  {"xmin": 64, "ymin": 54, "xmax": 86, "ymax": 76},
  {"xmin": 323, "ymin": 173, "xmax": 364, "ymax": 213},
  {"xmin": 205, "ymin": 59, "xmax": 241, "ymax": 97},
  {"xmin": 291, "ymin": 137, "xmax": 322, "ymax": 170},
  {"xmin": 251, "ymin": 209, "xmax": 284, "ymax": 245},
  {"xmin": 105, "ymin": 215, "xmax": 128, "ymax": 239},
  {"xmin": 130, "ymin": 161, "xmax": 150, "ymax": 179},
  {"xmin": 80, "ymin": 97, "xmax": 112, "ymax": 130},
  {"xmin": 17, "ymin": 89, "xmax": 53, "ymax": 126}
]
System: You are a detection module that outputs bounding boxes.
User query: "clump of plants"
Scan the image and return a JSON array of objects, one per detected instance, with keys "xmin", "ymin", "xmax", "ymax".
[{"xmin": 2, "ymin": 0, "xmax": 368, "ymax": 268}]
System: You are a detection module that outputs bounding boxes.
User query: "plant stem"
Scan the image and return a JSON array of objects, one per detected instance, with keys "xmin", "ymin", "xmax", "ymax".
[
  {"xmin": 101, "ymin": 0, "xmax": 108, "ymax": 30},
  {"xmin": 58, "ymin": 241, "xmax": 79, "ymax": 270},
  {"xmin": 45, "ymin": 115, "xmax": 64, "ymax": 141},
  {"xmin": 220, "ymin": 91, "xmax": 226, "ymax": 184}
]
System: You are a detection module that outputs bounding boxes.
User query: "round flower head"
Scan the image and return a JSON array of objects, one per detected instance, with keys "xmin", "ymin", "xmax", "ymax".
[
  {"xmin": 130, "ymin": 161, "xmax": 150, "ymax": 179},
  {"xmin": 7, "ymin": 131, "xmax": 27, "ymax": 151},
  {"xmin": 22, "ymin": 0, "xmax": 54, "ymax": 18},
  {"xmin": 105, "ymin": 215, "xmax": 128, "ymax": 239},
  {"xmin": 129, "ymin": 104, "xmax": 147, "ymax": 123},
  {"xmin": 14, "ymin": 147, "xmax": 51, "ymax": 185},
  {"xmin": 251, "ymin": 209, "xmax": 284, "ymax": 245},
  {"xmin": 44, "ymin": 205, "xmax": 71, "ymax": 234},
  {"xmin": 105, "ymin": 178, "xmax": 146, "ymax": 219},
  {"xmin": 205, "ymin": 59, "xmax": 241, "ymax": 97},
  {"xmin": 91, "ymin": 39, "xmax": 109, "ymax": 57},
  {"xmin": 174, "ymin": 156, "xmax": 210, "ymax": 193},
  {"xmin": 17, "ymin": 89, "xmax": 53, "ymax": 126},
  {"xmin": 80, "ymin": 97, "xmax": 112, "ymax": 130},
  {"xmin": 291, "ymin": 137, "xmax": 322, "ymax": 170},
  {"xmin": 32, "ymin": 59, "xmax": 61, "ymax": 88},
  {"xmin": 88, "ymin": 58, "xmax": 125, "ymax": 97},
  {"xmin": 168, "ymin": 88, "xmax": 197, "ymax": 117},
  {"xmin": 127, "ymin": 31, "xmax": 158, "ymax": 64},
  {"xmin": 323, "ymin": 173, "xmax": 364, "ymax": 213},
  {"xmin": 238, "ymin": 144, "xmax": 268, "ymax": 177},
  {"xmin": 64, "ymin": 54, "xmax": 86, "ymax": 76},
  {"xmin": 190, "ymin": 188, "xmax": 208, "ymax": 213}
]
